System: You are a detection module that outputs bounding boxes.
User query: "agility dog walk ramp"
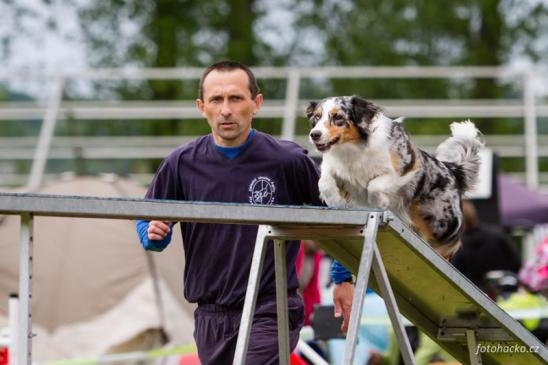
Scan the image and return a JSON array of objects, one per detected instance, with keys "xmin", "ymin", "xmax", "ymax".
[
  {"xmin": 316, "ymin": 213, "xmax": 548, "ymax": 365},
  {"xmin": 0, "ymin": 193, "xmax": 546, "ymax": 365}
]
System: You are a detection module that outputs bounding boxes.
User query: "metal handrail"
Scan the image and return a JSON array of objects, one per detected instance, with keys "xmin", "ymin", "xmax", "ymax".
[{"xmin": 2, "ymin": 193, "xmax": 547, "ymax": 365}]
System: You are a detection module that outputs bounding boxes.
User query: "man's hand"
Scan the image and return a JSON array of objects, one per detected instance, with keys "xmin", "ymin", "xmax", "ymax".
[
  {"xmin": 367, "ymin": 350, "xmax": 382, "ymax": 365},
  {"xmin": 333, "ymin": 281, "xmax": 354, "ymax": 333},
  {"xmin": 147, "ymin": 220, "xmax": 171, "ymax": 241}
]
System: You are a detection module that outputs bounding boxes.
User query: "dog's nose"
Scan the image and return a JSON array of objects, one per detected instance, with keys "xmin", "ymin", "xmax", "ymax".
[{"xmin": 310, "ymin": 131, "xmax": 322, "ymax": 141}]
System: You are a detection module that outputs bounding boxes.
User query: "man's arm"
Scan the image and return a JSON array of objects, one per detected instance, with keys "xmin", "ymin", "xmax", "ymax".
[
  {"xmin": 135, "ymin": 220, "xmax": 173, "ymax": 251},
  {"xmin": 137, "ymin": 151, "xmax": 182, "ymax": 252},
  {"xmin": 332, "ymin": 260, "xmax": 354, "ymax": 333}
]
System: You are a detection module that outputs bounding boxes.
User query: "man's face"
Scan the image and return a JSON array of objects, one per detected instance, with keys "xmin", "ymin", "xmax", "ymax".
[{"xmin": 196, "ymin": 69, "xmax": 263, "ymax": 147}]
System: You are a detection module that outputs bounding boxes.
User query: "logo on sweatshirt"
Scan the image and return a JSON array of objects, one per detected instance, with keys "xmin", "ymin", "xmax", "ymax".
[{"xmin": 249, "ymin": 176, "xmax": 276, "ymax": 205}]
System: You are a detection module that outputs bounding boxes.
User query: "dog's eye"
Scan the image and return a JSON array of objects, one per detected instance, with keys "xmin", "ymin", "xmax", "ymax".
[{"xmin": 332, "ymin": 114, "xmax": 346, "ymax": 126}]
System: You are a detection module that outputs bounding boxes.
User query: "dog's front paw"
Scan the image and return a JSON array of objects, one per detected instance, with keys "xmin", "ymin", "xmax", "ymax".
[
  {"xmin": 320, "ymin": 190, "xmax": 348, "ymax": 208},
  {"xmin": 319, "ymin": 175, "xmax": 348, "ymax": 208},
  {"xmin": 368, "ymin": 191, "xmax": 390, "ymax": 210}
]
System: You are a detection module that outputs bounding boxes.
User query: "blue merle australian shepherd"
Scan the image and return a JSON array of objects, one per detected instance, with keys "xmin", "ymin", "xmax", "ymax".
[{"xmin": 306, "ymin": 96, "xmax": 483, "ymax": 259}]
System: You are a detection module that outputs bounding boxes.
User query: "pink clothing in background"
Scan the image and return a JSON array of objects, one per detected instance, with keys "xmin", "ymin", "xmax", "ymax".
[
  {"xmin": 520, "ymin": 237, "xmax": 548, "ymax": 292},
  {"xmin": 296, "ymin": 242, "xmax": 323, "ymax": 325}
]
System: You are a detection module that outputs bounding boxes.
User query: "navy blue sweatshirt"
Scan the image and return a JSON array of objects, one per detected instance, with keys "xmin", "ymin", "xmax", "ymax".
[{"xmin": 138, "ymin": 131, "xmax": 322, "ymax": 307}]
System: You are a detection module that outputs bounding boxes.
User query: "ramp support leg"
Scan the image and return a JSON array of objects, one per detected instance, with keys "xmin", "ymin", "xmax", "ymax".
[
  {"xmin": 372, "ymin": 245, "xmax": 416, "ymax": 365},
  {"xmin": 466, "ymin": 329, "xmax": 483, "ymax": 365},
  {"xmin": 233, "ymin": 225, "xmax": 270, "ymax": 365},
  {"xmin": 274, "ymin": 239, "xmax": 290, "ymax": 365},
  {"xmin": 343, "ymin": 212, "xmax": 380, "ymax": 365}
]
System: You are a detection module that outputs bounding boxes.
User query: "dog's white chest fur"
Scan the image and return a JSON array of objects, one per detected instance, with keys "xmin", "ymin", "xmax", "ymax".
[
  {"xmin": 324, "ymin": 145, "xmax": 390, "ymax": 187},
  {"xmin": 319, "ymin": 142, "xmax": 394, "ymax": 208}
]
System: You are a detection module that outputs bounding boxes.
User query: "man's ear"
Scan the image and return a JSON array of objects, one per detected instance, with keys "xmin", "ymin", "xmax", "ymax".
[
  {"xmin": 253, "ymin": 93, "xmax": 264, "ymax": 113},
  {"xmin": 196, "ymin": 98, "xmax": 205, "ymax": 115},
  {"xmin": 306, "ymin": 101, "xmax": 318, "ymax": 120},
  {"xmin": 349, "ymin": 95, "xmax": 379, "ymax": 125}
]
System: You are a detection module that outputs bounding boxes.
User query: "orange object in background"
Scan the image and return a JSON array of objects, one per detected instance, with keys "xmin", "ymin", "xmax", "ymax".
[{"xmin": 0, "ymin": 347, "xmax": 8, "ymax": 365}]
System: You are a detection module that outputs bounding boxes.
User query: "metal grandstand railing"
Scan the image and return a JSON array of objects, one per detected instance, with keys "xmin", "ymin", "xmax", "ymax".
[{"xmin": 0, "ymin": 66, "xmax": 547, "ymax": 189}]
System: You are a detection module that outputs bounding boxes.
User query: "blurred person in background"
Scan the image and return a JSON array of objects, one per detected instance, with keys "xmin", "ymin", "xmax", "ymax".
[
  {"xmin": 451, "ymin": 200, "xmax": 521, "ymax": 296},
  {"xmin": 519, "ymin": 236, "xmax": 548, "ymax": 298},
  {"xmin": 505, "ymin": 237, "xmax": 548, "ymax": 343},
  {"xmin": 135, "ymin": 60, "xmax": 323, "ymax": 364}
]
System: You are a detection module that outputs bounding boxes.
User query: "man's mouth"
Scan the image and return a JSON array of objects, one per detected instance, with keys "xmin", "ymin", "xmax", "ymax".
[
  {"xmin": 220, "ymin": 121, "xmax": 236, "ymax": 128},
  {"xmin": 315, "ymin": 137, "xmax": 340, "ymax": 152}
]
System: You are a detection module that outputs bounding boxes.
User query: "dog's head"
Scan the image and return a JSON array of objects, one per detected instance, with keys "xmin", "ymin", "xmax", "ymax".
[{"xmin": 306, "ymin": 95, "xmax": 381, "ymax": 152}]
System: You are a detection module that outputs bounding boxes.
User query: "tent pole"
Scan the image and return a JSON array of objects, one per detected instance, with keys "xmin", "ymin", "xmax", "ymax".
[{"xmin": 18, "ymin": 213, "xmax": 33, "ymax": 365}]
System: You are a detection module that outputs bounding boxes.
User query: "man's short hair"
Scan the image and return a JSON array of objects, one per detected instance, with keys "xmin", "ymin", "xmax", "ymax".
[{"xmin": 198, "ymin": 60, "xmax": 261, "ymax": 100}]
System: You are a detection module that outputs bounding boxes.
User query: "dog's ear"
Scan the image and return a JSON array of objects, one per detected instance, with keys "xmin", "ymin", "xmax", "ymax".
[
  {"xmin": 349, "ymin": 95, "xmax": 380, "ymax": 125},
  {"xmin": 305, "ymin": 101, "xmax": 318, "ymax": 120}
]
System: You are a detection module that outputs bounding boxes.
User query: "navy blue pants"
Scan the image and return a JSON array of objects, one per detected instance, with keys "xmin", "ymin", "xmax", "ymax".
[{"xmin": 193, "ymin": 292, "xmax": 304, "ymax": 365}]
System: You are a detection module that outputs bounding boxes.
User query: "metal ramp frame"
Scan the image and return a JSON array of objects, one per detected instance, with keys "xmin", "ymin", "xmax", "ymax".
[
  {"xmin": 232, "ymin": 213, "xmax": 417, "ymax": 365},
  {"xmin": 0, "ymin": 193, "xmax": 546, "ymax": 365},
  {"xmin": 317, "ymin": 213, "xmax": 548, "ymax": 365}
]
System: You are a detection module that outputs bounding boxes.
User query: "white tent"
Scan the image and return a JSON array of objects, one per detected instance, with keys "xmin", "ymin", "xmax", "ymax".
[{"xmin": 0, "ymin": 175, "xmax": 195, "ymax": 360}]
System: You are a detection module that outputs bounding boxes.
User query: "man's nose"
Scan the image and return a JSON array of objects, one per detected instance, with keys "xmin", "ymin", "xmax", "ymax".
[
  {"xmin": 310, "ymin": 130, "xmax": 322, "ymax": 141},
  {"xmin": 220, "ymin": 101, "xmax": 232, "ymax": 117}
]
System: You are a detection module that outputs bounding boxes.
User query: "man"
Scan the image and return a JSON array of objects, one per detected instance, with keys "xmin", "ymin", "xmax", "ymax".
[{"xmin": 136, "ymin": 61, "xmax": 323, "ymax": 364}]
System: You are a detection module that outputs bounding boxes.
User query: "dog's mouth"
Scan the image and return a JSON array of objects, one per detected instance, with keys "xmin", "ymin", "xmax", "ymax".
[{"xmin": 315, "ymin": 137, "xmax": 340, "ymax": 152}]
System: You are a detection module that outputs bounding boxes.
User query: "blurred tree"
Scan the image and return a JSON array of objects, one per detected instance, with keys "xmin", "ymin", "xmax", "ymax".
[
  {"xmin": 77, "ymin": 0, "xmax": 263, "ymax": 135},
  {"xmin": 78, "ymin": 0, "xmax": 260, "ymax": 89},
  {"xmin": 295, "ymin": 0, "xmax": 547, "ymax": 74},
  {"xmin": 295, "ymin": 0, "xmax": 548, "ymax": 134},
  {"xmin": 3, "ymin": 0, "xmax": 544, "ymax": 179}
]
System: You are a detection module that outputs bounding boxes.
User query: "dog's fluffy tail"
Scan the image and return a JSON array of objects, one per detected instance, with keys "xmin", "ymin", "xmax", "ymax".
[{"xmin": 435, "ymin": 120, "xmax": 483, "ymax": 192}]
